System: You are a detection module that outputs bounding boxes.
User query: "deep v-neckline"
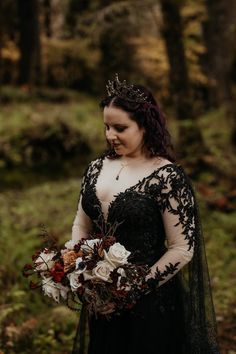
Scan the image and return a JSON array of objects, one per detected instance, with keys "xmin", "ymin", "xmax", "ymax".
[{"xmin": 93, "ymin": 156, "xmax": 175, "ymax": 224}]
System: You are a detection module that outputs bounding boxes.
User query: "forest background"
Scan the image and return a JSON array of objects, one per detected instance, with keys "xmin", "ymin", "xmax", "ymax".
[{"xmin": 0, "ymin": 0, "xmax": 236, "ymax": 353}]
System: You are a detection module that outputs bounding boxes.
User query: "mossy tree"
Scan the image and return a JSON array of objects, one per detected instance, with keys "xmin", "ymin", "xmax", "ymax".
[
  {"xmin": 17, "ymin": 0, "xmax": 41, "ymax": 86},
  {"xmin": 98, "ymin": 3, "xmax": 138, "ymax": 86},
  {"xmin": 202, "ymin": 0, "xmax": 236, "ymax": 148},
  {"xmin": 202, "ymin": 0, "xmax": 236, "ymax": 107},
  {"xmin": 159, "ymin": 0, "xmax": 205, "ymax": 160}
]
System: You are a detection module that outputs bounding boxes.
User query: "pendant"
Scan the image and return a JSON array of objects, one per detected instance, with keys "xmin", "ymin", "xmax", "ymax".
[{"xmin": 115, "ymin": 163, "xmax": 127, "ymax": 181}]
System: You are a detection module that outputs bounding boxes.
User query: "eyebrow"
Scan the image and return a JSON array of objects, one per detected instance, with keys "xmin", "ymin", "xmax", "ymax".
[{"xmin": 104, "ymin": 122, "xmax": 128, "ymax": 127}]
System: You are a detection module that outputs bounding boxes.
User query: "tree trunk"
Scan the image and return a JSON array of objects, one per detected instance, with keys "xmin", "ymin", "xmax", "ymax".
[
  {"xmin": 159, "ymin": 0, "xmax": 205, "ymax": 161},
  {"xmin": 66, "ymin": 0, "xmax": 91, "ymax": 36},
  {"xmin": 202, "ymin": 0, "xmax": 236, "ymax": 107},
  {"xmin": 0, "ymin": 23, "xmax": 2, "ymax": 91},
  {"xmin": 43, "ymin": 0, "xmax": 52, "ymax": 38},
  {"xmin": 18, "ymin": 0, "xmax": 41, "ymax": 86},
  {"xmin": 160, "ymin": 0, "xmax": 192, "ymax": 120},
  {"xmin": 202, "ymin": 0, "xmax": 236, "ymax": 147},
  {"xmin": 0, "ymin": 0, "xmax": 3, "ymax": 89},
  {"xmin": 98, "ymin": 3, "xmax": 138, "ymax": 87}
]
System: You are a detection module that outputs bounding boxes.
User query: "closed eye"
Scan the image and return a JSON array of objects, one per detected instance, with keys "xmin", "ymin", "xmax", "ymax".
[
  {"xmin": 104, "ymin": 124, "xmax": 127, "ymax": 133},
  {"xmin": 115, "ymin": 126, "xmax": 126, "ymax": 133}
]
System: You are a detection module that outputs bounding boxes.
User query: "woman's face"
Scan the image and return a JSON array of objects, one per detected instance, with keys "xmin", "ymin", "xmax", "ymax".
[{"xmin": 103, "ymin": 105, "xmax": 145, "ymax": 157}]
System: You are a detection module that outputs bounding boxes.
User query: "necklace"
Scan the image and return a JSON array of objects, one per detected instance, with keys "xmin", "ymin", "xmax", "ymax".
[
  {"xmin": 115, "ymin": 157, "xmax": 156, "ymax": 181},
  {"xmin": 115, "ymin": 162, "xmax": 129, "ymax": 180}
]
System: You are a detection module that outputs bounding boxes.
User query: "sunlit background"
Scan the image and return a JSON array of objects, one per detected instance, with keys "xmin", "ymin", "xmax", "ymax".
[{"xmin": 0, "ymin": 1, "xmax": 236, "ymax": 353}]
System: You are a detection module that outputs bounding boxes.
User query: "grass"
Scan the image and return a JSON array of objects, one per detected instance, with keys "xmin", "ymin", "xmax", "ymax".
[
  {"xmin": 0, "ymin": 177, "xmax": 81, "ymax": 353},
  {"xmin": 200, "ymin": 204, "xmax": 236, "ymax": 315}
]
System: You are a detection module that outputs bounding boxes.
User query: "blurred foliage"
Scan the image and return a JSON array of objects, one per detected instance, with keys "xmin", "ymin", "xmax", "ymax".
[
  {"xmin": 0, "ymin": 0, "xmax": 209, "ymax": 101},
  {"xmin": 0, "ymin": 92, "xmax": 105, "ymax": 185},
  {"xmin": 42, "ymin": 36, "xmax": 101, "ymax": 90}
]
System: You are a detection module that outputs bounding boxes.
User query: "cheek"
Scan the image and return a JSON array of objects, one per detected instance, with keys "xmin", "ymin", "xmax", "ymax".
[{"xmin": 133, "ymin": 129, "xmax": 144, "ymax": 144}]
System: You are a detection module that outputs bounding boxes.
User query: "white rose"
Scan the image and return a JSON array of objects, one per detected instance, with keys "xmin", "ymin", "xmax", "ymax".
[
  {"xmin": 58, "ymin": 284, "xmax": 70, "ymax": 300},
  {"xmin": 81, "ymin": 238, "xmax": 101, "ymax": 253},
  {"xmin": 104, "ymin": 243, "xmax": 131, "ymax": 267},
  {"xmin": 64, "ymin": 239, "xmax": 77, "ymax": 250},
  {"xmin": 67, "ymin": 270, "xmax": 83, "ymax": 292},
  {"xmin": 42, "ymin": 277, "xmax": 60, "ymax": 302},
  {"xmin": 35, "ymin": 251, "xmax": 56, "ymax": 271},
  {"xmin": 92, "ymin": 260, "xmax": 115, "ymax": 282},
  {"xmin": 83, "ymin": 270, "xmax": 94, "ymax": 281}
]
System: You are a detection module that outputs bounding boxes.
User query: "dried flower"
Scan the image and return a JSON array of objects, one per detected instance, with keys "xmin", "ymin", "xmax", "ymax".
[{"xmin": 62, "ymin": 251, "xmax": 78, "ymax": 272}]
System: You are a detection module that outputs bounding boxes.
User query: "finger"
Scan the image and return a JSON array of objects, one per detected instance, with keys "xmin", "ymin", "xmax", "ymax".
[
  {"xmin": 100, "ymin": 308, "xmax": 114, "ymax": 315},
  {"xmin": 99, "ymin": 304, "xmax": 115, "ymax": 315},
  {"xmin": 98, "ymin": 303, "xmax": 114, "ymax": 311}
]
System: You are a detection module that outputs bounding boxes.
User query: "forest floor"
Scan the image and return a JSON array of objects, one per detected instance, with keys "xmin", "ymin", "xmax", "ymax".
[{"xmin": 0, "ymin": 90, "xmax": 236, "ymax": 353}]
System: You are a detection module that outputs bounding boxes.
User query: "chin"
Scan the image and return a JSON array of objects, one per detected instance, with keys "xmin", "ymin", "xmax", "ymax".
[{"xmin": 114, "ymin": 147, "xmax": 124, "ymax": 153}]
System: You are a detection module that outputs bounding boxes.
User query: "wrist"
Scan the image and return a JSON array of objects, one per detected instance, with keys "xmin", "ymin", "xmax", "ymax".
[{"xmin": 145, "ymin": 269, "xmax": 158, "ymax": 291}]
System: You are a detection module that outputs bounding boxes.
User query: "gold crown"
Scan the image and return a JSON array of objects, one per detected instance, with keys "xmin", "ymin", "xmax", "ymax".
[{"xmin": 106, "ymin": 73, "xmax": 149, "ymax": 104}]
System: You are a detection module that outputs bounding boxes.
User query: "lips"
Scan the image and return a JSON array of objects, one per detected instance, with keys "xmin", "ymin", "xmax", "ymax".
[{"xmin": 113, "ymin": 143, "xmax": 122, "ymax": 148}]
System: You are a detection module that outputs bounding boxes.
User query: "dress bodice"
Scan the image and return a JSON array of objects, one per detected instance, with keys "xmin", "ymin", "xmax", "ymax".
[{"xmin": 78, "ymin": 155, "xmax": 195, "ymax": 277}]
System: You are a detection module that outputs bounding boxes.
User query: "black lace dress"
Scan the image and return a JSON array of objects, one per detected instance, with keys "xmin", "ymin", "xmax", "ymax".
[{"xmin": 71, "ymin": 155, "xmax": 220, "ymax": 354}]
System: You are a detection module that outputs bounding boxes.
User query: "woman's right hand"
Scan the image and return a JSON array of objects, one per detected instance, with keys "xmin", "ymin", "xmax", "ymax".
[{"xmin": 97, "ymin": 302, "xmax": 115, "ymax": 315}]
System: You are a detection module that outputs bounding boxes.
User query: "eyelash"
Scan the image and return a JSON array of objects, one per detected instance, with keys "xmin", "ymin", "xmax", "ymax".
[
  {"xmin": 105, "ymin": 125, "xmax": 126, "ymax": 133},
  {"xmin": 116, "ymin": 127, "xmax": 125, "ymax": 133}
]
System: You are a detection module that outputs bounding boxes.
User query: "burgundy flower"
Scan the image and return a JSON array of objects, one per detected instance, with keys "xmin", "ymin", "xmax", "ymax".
[
  {"xmin": 102, "ymin": 236, "xmax": 116, "ymax": 249},
  {"xmin": 50, "ymin": 262, "xmax": 65, "ymax": 283},
  {"xmin": 125, "ymin": 303, "xmax": 135, "ymax": 310}
]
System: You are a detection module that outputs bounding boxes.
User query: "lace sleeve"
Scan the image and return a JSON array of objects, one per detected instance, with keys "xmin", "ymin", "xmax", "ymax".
[
  {"xmin": 65, "ymin": 164, "xmax": 93, "ymax": 248},
  {"xmin": 147, "ymin": 165, "xmax": 196, "ymax": 287}
]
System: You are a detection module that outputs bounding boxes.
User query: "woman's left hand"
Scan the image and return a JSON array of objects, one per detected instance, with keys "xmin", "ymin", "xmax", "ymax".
[{"xmin": 145, "ymin": 268, "xmax": 156, "ymax": 282}]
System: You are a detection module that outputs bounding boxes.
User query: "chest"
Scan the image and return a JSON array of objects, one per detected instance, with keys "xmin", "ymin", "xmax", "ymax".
[{"xmin": 95, "ymin": 160, "xmax": 159, "ymax": 203}]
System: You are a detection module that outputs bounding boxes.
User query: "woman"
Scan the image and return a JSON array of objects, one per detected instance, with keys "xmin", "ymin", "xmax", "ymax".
[{"xmin": 69, "ymin": 74, "xmax": 220, "ymax": 354}]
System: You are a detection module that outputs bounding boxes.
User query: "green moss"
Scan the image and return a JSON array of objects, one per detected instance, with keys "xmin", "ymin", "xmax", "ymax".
[
  {"xmin": 0, "ymin": 96, "xmax": 105, "ymax": 188},
  {"xmin": 0, "ymin": 178, "xmax": 81, "ymax": 352}
]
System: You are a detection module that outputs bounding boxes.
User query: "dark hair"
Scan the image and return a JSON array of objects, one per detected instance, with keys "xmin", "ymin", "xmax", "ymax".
[{"xmin": 99, "ymin": 85, "xmax": 176, "ymax": 162}]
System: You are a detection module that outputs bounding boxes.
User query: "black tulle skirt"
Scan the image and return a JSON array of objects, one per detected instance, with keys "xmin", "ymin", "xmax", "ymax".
[
  {"xmin": 88, "ymin": 291, "xmax": 185, "ymax": 354},
  {"xmin": 72, "ymin": 273, "xmax": 220, "ymax": 354},
  {"xmin": 73, "ymin": 279, "xmax": 191, "ymax": 354}
]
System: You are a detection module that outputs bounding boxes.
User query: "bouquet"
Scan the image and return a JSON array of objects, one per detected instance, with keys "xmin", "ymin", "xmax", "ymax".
[{"xmin": 23, "ymin": 230, "xmax": 150, "ymax": 318}]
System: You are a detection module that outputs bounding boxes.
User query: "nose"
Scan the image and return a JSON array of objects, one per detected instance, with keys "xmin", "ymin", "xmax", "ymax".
[{"xmin": 105, "ymin": 128, "xmax": 117, "ymax": 142}]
